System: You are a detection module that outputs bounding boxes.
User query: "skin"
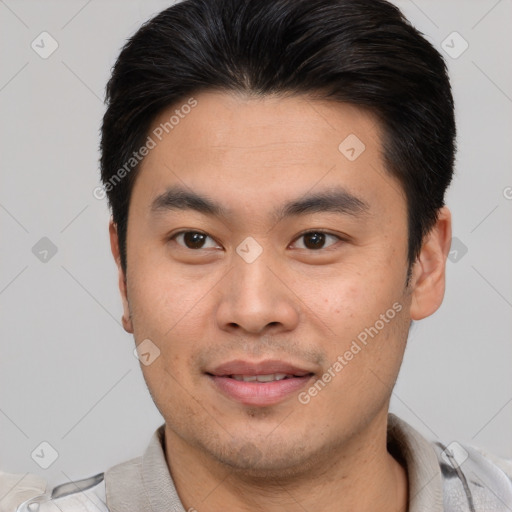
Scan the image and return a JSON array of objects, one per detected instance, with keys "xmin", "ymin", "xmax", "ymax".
[{"xmin": 109, "ymin": 91, "xmax": 452, "ymax": 512}]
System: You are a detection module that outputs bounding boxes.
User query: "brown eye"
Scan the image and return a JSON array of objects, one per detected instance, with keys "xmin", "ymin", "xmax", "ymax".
[
  {"xmin": 172, "ymin": 231, "xmax": 219, "ymax": 250},
  {"xmin": 183, "ymin": 232, "xmax": 206, "ymax": 249},
  {"xmin": 293, "ymin": 231, "xmax": 340, "ymax": 250},
  {"xmin": 303, "ymin": 232, "xmax": 325, "ymax": 249}
]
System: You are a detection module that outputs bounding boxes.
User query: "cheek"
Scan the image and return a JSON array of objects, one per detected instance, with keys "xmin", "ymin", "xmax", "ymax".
[
  {"xmin": 127, "ymin": 258, "xmax": 209, "ymax": 334},
  {"xmin": 127, "ymin": 262, "xmax": 216, "ymax": 375},
  {"xmin": 300, "ymin": 273, "xmax": 393, "ymax": 327},
  {"xmin": 319, "ymin": 284, "xmax": 359, "ymax": 321},
  {"xmin": 302, "ymin": 275, "xmax": 407, "ymax": 382}
]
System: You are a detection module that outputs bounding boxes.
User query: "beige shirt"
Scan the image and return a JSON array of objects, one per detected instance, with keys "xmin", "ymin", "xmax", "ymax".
[
  {"xmin": 104, "ymin": 414, "xmax": 444, "ymax": 511},
  {"xmin": 4, "ymin": 414, "xmax": 512, "ymax": 512}
]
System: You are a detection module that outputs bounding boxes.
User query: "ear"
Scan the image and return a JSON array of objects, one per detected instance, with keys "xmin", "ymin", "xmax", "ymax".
[
  {"xmin": 109, "ymin": 219, "xmax": 134, "ymax": 333},
  {"xmin": 409, "ymin": 206, "xmax": 452, "ymax": 320}
]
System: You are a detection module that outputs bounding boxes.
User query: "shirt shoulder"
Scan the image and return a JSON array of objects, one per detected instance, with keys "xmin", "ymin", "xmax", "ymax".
[
  {"xmin": 387, "ymin": 414, "xmax": 512, "ymax": 511},
  {"xmin": 433, "ymin": 440, "xmax": 512, "ymax": 510},
  {"xmin": 1, "ymin": 427, "xmax": 164, "ymax": 512},
  {"xmin": 0, "ymin": 472, "xmax": 108, "ymax": 512}
]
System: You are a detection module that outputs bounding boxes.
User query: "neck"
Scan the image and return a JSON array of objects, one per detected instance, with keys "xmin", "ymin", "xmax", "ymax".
[{"xmin": 164, "ymin": 412, "xmax": 408, "ymax": 512}]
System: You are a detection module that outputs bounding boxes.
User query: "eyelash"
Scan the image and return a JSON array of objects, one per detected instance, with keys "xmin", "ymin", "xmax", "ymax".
[{"xmin": 168, "ymin": 230, "xmax": 344, "ymax": 251}]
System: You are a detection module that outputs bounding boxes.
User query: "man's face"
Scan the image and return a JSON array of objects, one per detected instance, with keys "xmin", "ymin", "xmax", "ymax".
[{"xmin": 113, "ymin": 91, "xmax": 435, "ymax": 475}]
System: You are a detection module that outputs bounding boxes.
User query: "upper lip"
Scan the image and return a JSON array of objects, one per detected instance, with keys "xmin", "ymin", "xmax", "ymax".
[{"xmin": 207, "ymin": 359, "xmax": 314, "ymax": 377}]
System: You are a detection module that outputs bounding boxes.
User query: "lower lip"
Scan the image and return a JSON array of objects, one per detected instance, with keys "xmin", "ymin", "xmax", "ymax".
[{"xmin": 208, "ymin": 375, "xmax": 313, "ymax": 406}]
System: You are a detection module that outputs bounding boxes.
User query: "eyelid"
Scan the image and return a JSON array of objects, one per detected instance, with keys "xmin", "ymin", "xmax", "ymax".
[
  {"xmin": 169, "ymin": 230, "xmax": 221, "ymax": 249},
  {"xmin": 290, "ymin": 230, "xmax": 344, "ymax": 250},
  {"xmin": 293, "ymin": 228, "xmax": 343, "ymax": 239},
  {"xmin": 168, "ymin": 229, "xmax": 346, "ymax": 251}
]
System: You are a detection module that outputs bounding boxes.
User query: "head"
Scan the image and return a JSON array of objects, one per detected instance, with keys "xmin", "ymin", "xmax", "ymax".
[{"xmin": 101, "ymin": 0, "xmax": 454, "ymax": 477}]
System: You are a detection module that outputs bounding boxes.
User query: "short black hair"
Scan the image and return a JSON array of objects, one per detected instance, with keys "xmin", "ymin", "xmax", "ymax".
[{"xmin": 100, "ymin": 0, "xmax": 456, "ymax": 275}]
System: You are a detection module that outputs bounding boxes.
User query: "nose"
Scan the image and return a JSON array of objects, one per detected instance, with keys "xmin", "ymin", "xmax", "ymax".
[{"xmin": 214, "ymin": 249, "xmax": 300, "ymax": 335}]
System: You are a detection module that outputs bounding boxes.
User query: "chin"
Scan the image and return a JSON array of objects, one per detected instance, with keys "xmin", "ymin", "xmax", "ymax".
[{"xmin": 210, "ymin": 439, "xmax": 319, "ymax": 480}]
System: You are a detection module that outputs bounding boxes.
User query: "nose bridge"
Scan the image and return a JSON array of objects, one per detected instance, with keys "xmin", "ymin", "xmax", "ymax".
[
  {"xmin": 231, "ymin": 242, "xmax": 278, "ymax": 307},
  {"xmin": 215, "ymin": 239, "xmax": 300, "ymax": 334}
]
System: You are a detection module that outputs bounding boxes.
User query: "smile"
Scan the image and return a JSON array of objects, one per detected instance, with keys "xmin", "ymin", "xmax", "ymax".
[{"xmin": 230, "ymin": 373, "xmax": 297, "ymax": 382}]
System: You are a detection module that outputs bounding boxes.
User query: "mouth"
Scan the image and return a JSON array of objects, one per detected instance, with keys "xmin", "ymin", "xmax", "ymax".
[
  {"xmin": 206, "ymin": 360, "xmax": 315, "ymax": 406},
  {"xmin": 229, "ymin": 373, "xmax": 307, "ymax": 382}
]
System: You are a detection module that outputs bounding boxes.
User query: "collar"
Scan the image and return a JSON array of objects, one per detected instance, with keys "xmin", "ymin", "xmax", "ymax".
[
  {"xmin": 105, "ymin": 414, "xmax": 444, "ymax": 512},
  {"xmin": 387, "ymin": 413, "xmax": 444, "ymax": 511},
  {"xmin": 105, "ymin": 424, "xmax": 186, "ymax": 512}
]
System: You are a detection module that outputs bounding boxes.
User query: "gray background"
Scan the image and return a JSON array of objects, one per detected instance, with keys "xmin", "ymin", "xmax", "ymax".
[{"xmin": 1, "ymin": 0, "xmax": 511, "ymax": 490}]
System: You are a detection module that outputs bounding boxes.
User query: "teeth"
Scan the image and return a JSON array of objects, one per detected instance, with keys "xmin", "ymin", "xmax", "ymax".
[
  {"xmin": 256, "ymin": 374, "xmax": 279, "ymax": 382},
  {"xmin": 231, "ymin": 373, "xmax": 290, "ymax": 382}
]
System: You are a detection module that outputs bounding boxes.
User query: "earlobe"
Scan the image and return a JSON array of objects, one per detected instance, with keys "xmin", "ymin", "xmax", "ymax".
[
  {"xmin": 109, "ymin": 219, "xmax": 134, "ymax": 333},
  {"xmin": 409, "ymin": 207, "xmax": 452, "ymax": 320}
]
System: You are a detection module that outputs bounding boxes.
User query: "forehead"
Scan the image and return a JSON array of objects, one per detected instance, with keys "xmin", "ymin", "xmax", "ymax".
[
  {"xmin": 147, "ymin": 90, "xmax": 380, "ymax": 159},
  {"xmin": 131, "ymin": 90, "xmax": 405, "ymax": 221}
]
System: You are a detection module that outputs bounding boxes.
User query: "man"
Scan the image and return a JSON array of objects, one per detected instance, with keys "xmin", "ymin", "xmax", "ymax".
[{"xmin": 3, "ymin": 0, "xmax": 512, "ymax": 511}]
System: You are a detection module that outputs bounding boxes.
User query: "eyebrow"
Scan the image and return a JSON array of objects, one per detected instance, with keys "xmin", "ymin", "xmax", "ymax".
[{"xmin": 150, "ymin": 185, "xmax": 370, "ymax": 222}]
